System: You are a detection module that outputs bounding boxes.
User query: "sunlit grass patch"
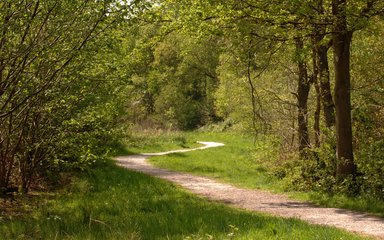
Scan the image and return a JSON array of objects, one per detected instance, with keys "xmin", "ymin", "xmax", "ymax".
[
  {"xmin": 150, "ymin": 132, "xmax": 278, "ymax": 190},
  {"xmin": 116, "ymin": 129, "xmax": 201, "ymax": 155}
]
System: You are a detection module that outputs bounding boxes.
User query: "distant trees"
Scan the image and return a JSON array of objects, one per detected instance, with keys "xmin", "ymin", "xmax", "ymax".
[{"xmin": 125, "ymin": 24, "xmax": 221, "ymax": 129}]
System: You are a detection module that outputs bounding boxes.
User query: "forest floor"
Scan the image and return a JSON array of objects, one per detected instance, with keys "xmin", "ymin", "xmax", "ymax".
[{"xmin": 116, "ymin": 142, "xmax": 384, "ymax": 240}]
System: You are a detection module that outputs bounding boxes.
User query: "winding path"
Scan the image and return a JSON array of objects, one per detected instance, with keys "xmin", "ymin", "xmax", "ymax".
[{"xmin": 116, "ymin": 142, "xmax": 384, "ymax": 239}]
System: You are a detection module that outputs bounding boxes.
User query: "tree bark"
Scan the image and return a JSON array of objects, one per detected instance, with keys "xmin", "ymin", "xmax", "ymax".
[
  {"xmin": 312, "ymin": 0, "xmax": 336, "ymax": 128},
  {"xmin": 296, "ymin": 38, "xmax": 311, "ymax": 156},
  {"xmin": 312, "ymin": 44, "xmax": 321, "ymax": 148},
  {"xmin": 317, "ymin": 45, "xmax": 336, "ymax": 128},
  {"xmin": 332, "ymin": 0, "xmax": 356, "ymax": 177}
]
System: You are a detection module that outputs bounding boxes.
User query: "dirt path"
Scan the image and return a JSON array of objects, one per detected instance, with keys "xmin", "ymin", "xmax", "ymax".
[{"xmin": 116, "ymin": 142, "xmax": 384, "ymax": 239}]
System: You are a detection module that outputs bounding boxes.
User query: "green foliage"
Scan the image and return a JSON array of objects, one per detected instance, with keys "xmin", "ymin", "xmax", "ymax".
[
  {"xmin": 2, "ymin": 0, "xmax": 384, "ymax": 223},
  {"xmin": 356, "ymin": 139, "xmax": 384, "ymax": 200},
  {"xmin": 128, "ymin": 30, "xmax": 221, "ymax": 130},
  {"xmin": 0, "ymin": 0, "xmax": 134, "ymax": 192},
  {"xmin": 350, "ymin": 19, "xmax": 384, "ymax": 200},
  {"xmin": 198, "ymin": 119, "xmax": 238, "ymax": 132},
  {"xmin": 353, "ymin": 105, "xmax": 384, "ymax": 200},
  {"xmin": 142, "ymin": 0, "xmax": 384, "ymax": 203},
  {"xmin": 278, "ymin": 155, "xmax": 336, "ymax": 194}
]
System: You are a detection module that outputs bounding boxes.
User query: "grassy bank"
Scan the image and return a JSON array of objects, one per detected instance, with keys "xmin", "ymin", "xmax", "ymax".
[
  {"xmin": 0, "ymin": 159, "xmax": 367, "ymax": 239},
  {"xmin": 116, "ymin": 129, "xmax": 201, "ymax": 155},
  {"xmin": 146, "ymin": 131, "xmax": 384, "ymax": 217},
  {"xmin": 148, "ymin": 132, "xmax": 278, "ymax": 190}
]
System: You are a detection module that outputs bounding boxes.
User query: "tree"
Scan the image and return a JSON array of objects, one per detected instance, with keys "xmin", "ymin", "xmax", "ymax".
[
  {"xmin": 331, "ymin": 0, "xmax": 356, "ymax": 176},
  {"xmin": 0, "ymin": 0, "xmax": 134, "ymax": 193},
  {"xmin": 331, "ymin": 0, "xmax": 384, "ymax": 177},
  {"xmin": 130, "ymin": 29, "xmax": 221, "ymax": 129},
  {"xmin": 295, "ymin": 37, "xmax": 312, "ymax": 155}
]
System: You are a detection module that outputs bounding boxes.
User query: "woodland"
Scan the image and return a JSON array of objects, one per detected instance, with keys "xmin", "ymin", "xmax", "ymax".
[{"xmin": 1, "ymin": 0, "xmax": 384, "ymax": 223}]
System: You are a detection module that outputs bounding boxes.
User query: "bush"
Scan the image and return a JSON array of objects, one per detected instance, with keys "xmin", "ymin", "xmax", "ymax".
[{"xmin": 356, "ymin": 139, "xmax": 384, "ymax": 200}]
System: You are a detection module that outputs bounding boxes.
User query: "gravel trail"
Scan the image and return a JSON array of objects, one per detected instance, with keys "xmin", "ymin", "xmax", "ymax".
[{"xmin": 116, "ymin": 142, "xmax": 384, "ymax": 239}]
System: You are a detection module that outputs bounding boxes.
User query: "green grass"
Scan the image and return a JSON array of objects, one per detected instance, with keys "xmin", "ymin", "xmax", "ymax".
[
  {"xmin": 149, "ymin": 132, "xmax": 278, "ymax": 190},
  {"xmin": 0, "ymin": 160, "xmax": 367, "ymax": 239},
  {"xmin": 145, "ymin": 131, "xmax": 384, "ymax": 217},
  {"xmin": 294, "ymin": 191, "xmax": 384, "ymax": 218},
  {"xmin": 115, "ymin": 129, "xmax": 201, "ymax": 155}
]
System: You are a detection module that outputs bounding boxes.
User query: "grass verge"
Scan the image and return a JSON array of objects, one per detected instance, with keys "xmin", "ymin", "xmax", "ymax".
[
  {"xmin": 146, "ymin": 131, "xmax": 384, "ymax": 217},
  {"xmin": 149, "ymin": 132, "xmax": 278, "ymax": 190},
  {"xmin": 0, "ymin": 159, "xmax": 367, "ymax": 240},
  {"xmin": 115, "ymin": 129, "xmax": 201, "ymax": 155}
]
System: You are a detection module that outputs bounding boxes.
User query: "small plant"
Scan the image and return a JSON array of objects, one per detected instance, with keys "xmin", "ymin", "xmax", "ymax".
[
  {"xmin": 227, "ymin": 224, "xmax": 239, "ymax": 239},
  {"xmin": 173, "ymin": 136, "xmax": 187, "ymax": 147}
]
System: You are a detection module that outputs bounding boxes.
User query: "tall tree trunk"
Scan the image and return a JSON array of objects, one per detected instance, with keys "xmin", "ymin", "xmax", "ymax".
[
  {"xmin": 317, "ymin": 45, "xmax": 336, "ymax": 128},
  {"xmin": 312, "ymin": 0, "xmax": 336, "ymax": 128},
  {"xmin": 312, "ymin": 0, "xmax": 335, "ymax": 132},
  {"xmin": 296, "ymin": 38, "xmax": 311, "ymax": 157},
  {"xmin": 312, "ymin": 44, "xmax": 321, "ymax": 148},
  {"xmin": 332, "ymin": 0, "xmax": 356, "ymax": 177},
  {"xmin": 0, "ymin": 162, "xmax": 5, "ymax": 192}
]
